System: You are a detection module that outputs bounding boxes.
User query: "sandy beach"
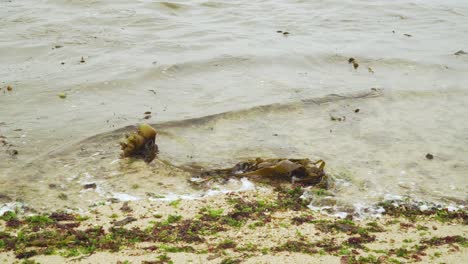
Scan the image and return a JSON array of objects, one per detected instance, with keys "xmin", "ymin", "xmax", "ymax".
[{"xmin": 1, "ymin": 186, "xmax": 467, "ymax": 264}]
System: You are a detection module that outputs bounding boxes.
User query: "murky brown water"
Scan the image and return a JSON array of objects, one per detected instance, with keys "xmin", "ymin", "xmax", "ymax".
[{"xmin": 1, "ymin": 0, "xmax": 467, "ymax": 215}]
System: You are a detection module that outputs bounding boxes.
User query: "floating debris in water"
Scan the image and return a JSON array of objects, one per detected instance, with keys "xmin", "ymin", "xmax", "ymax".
[
  {"xmin": 276, "ymin": 30, "xmax": 289, "ymax": 35},
  {"xmin": 120, "ymin": 124, "xmax": 158, "ymax": 163},
  {"xmin": 330, "ymin": 115, "xmax": 346, "ymax": 121},
  {"xmin": 348, "ymin": 58, "xmax": 359, "ymax": 69},
  {"xmin": 7, "ymin": 149, "xmax": 18, "ymax": 157}
]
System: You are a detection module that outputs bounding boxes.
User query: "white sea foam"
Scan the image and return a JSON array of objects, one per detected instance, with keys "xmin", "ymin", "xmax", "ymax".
[
  {"xmin": 149, "ymin": 178, "xmax": 256, "ymax": 202},
  {"xmin": 112, "ymin": 193, "xmax": 141, "ymax": 201},
  {"xmin": 0, "ymin": 202, "xmax": 23, "ymax": 215}
]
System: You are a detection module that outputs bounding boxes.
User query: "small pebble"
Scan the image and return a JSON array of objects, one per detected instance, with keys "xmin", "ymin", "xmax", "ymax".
[
  {"xmin": 425, "ymin": 153, "xmax": 434, "ymax": 160},
  {"xmin": 354, "ymin": 108, "xmax": 360, "ymax": 113},
  {"xmin": 6, "ymin": 85, "xmax": 12, "ymax": 91}
]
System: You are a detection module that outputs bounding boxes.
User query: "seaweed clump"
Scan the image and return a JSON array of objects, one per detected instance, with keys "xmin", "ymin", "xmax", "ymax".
[
  {"xmin": 195, "ymin": 158, "xmax": 330, "ymax": 188},
  {"xmin": 120, "ymin": 124, "xmax": 158, "ymax": 163}
]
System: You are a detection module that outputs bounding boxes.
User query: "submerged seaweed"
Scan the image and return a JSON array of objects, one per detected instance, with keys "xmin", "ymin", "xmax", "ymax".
[{"xmin": 193, "ymin": 158, "xmax": 331, "ymax": 188}]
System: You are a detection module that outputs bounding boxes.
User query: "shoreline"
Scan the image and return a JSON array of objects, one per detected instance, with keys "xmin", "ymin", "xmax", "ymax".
[{"xmin": 1, "ymin": 187, "xmax": 466, "ymax": 264}]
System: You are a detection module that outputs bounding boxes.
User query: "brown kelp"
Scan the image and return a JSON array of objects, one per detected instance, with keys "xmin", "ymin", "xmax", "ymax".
[
  {"xmin": 120, "ymin": 124, "xmax": 158, "ymax": 163},
  {"xmin": 193, "ymin": 158, "xmax": 331, "ymax": 188}
]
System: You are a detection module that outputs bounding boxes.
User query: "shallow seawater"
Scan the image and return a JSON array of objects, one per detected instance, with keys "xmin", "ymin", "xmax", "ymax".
[{"xmin": 1, "ymin": 0, "xmax": 467, "ymax": 215}]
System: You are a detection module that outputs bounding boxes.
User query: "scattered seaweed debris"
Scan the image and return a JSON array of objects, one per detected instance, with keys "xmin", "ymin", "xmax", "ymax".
[
  {"xmin": 0, "ymin": 194, "xmax": 466, "ymax": 261},
  {"xmin": 193, "ymin": 158, "xmax": 330, "ymax": 188},
  {"xmin": 377, "ymin": 200, "xmax": 467, "ymax": 223},
  {"xmin": 120, "ymin": 124, "xmax": 158, "ymax": 163},
  {"xmin": 113, "ymin": 216, "xmax": 137, "ymax": 227}
]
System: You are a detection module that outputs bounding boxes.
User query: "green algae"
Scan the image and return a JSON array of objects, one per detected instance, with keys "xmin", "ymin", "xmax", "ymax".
[
  {"xmin": 273, "ymin": 240, "xmax": 318, "ymax": 254},
  {"xmin": 217, "ymin": 239, "xmax": 236, "ymax": 249},
  {"xmin": 220, "ymin": 257, "xmax": 242, "ymax": 264},
  {"xmin": 168, "ymin": 199, "xmax": 181, "ymax": 208}
]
